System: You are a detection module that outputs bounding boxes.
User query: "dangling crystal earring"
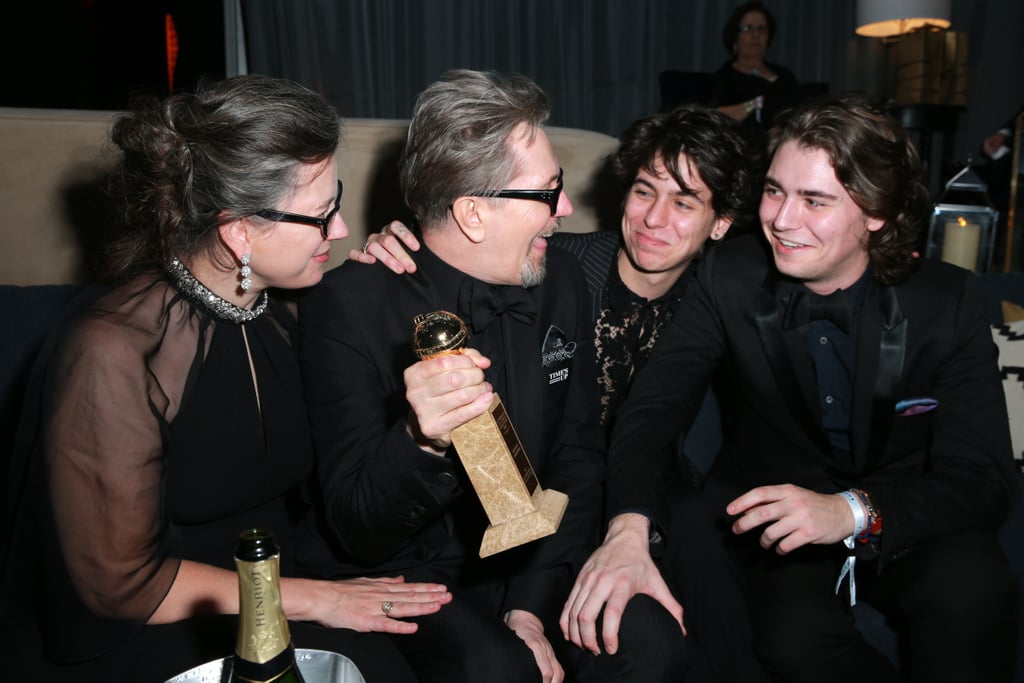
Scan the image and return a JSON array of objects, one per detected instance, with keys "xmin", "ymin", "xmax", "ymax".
[{"xmin": 240, "ymin": 254, "xmax": 253, "ymax": 291}]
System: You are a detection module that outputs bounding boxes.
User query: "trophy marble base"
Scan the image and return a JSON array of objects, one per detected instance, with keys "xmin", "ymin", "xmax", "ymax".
[
  {"xmin": 479, "ymin": 487, "xmax": 568, "ymax": 558},
  {"xmin": 450, "ymin": 394, "xmax": 568, "ymax": 558}
]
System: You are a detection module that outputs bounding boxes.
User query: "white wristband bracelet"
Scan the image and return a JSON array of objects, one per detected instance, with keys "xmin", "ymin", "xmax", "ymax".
[
  {"xmin": 838, "ymin": 490, "xmax": 867, "ymax": 538},
  {"xmin": 835, "ymin": 491, "xmax": 866, "ymax": 606}
]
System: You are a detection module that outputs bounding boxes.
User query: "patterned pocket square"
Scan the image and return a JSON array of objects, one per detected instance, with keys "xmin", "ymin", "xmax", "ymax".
[{"xmin": 894, "ymin": 397, "xmax": 939, "ymax": 416}]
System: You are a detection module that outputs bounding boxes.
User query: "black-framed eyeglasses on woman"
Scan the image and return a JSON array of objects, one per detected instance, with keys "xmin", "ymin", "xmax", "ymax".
[
  {"xmin": 255, "ymin": 179, "xmax": 343, "ymax": 239},
  {"xmin": 468, "ymin": 168, "xmax": 563, "ymax": 216}
]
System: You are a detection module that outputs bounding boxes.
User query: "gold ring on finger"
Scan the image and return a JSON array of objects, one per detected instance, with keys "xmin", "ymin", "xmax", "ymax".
[{"xmin": 381, "ymin": 600, "xmax": 394, "ymax": 616}]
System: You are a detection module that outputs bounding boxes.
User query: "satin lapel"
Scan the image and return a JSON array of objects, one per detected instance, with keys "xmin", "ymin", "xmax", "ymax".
[
  {"xmin": 499, "ymin": 289, "xmax": 544, "ymax": 468},
  {"xmin": 401, "ymin": 269, "xmax": 457, "ymax": 535},
  {"xmin": 850, "ymin": 283, "xmax": 907, "ymax": 473},
  {"xmin": 755, "ymin": 275, "xmax": 831, "ymax": 454},
  {"xmin": 393, "ymin": 270, "xmax": 448, "ymax": 382}
]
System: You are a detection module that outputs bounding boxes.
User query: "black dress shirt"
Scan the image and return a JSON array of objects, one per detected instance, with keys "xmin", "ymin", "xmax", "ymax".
[{"xmin": 791, "ymin": 269, "xmax": 871, "ymax": 457}]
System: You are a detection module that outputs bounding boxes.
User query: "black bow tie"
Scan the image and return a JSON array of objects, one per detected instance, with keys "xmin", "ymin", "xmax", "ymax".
[
  {"xmin": 782, "ymin": 288, "xmax": 852, "ymax": 334},
  {"xmin": 457, "ymin": 280, "xmax": 538, "ymax": 333}
]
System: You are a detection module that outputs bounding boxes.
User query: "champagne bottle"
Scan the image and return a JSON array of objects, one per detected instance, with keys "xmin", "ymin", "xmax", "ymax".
[{"xmin": 230, "ymin": 528, "xmax": 306, "ymax": 683}]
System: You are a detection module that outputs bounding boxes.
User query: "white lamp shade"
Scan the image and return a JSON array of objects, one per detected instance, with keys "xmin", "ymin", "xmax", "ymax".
[{"xmin": 855, "ymin": 0, "xmax": 951, "ymax": 37}]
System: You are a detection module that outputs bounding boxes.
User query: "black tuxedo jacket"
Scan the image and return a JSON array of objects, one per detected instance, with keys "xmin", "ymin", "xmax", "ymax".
[
  {"xmin": 608, "ymin": 235, "xmax": 1017, "ymax": 567},
  {"xmin": 295, "ymin": 244, "xmax": 604, "ymax": 620}
]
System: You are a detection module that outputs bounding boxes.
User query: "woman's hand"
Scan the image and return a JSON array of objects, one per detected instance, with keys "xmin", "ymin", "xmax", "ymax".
[
  {"xmin": 150, "ymin": 563, "xmax": 449, "ymax": 635},
  {"xmin": 348, "ymin": 220, "xmax": 421, "ymax": 273},
  {"xmin": 282, "ymin": 575, "xmax": 451, "ymax": 634},
  {"xmin": 719, "ymin": 95, "xmax": 763, "ymax": 123}
]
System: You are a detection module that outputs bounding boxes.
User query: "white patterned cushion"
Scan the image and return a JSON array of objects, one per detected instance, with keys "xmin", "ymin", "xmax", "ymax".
[{"xmin": 993, "ymin": 320, "xmax": 1024, "ymax": 470}]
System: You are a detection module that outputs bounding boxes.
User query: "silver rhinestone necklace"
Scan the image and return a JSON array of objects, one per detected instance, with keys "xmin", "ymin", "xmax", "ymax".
[{"xmin": 166, "ymin": 256, "xmax": 268, "ymax": 324}]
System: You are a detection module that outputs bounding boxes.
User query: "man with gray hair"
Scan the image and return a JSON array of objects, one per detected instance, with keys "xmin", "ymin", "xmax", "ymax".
[
  {"xmin": 355, "ymin": 103, "xmax": 770, "ymax": 681},
  {"xmin": 296, "ymin": 69, "xmax": 604, "ymax": 682}
]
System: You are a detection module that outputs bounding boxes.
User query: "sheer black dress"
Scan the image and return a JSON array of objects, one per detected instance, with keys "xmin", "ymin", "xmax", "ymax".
[{"xmin": 1, "ymin": 269, "xmax": 413, "ymax": 682}]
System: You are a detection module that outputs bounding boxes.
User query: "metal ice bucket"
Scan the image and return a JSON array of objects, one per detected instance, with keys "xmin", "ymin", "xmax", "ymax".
[{"xmin": 165, "ymin": 648, "xmax": 366, "ymax": 683}]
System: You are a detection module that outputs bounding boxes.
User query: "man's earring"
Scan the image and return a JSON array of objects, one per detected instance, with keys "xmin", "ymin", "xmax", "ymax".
[{"xmin": 240, "ymin": 254, "xmax": 252, "ymax": 291}]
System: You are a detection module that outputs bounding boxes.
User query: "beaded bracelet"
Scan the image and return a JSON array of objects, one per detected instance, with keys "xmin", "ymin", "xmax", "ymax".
[{"xmin": 852, "ymin": 488, "xmax": 883, "ymax": 538}]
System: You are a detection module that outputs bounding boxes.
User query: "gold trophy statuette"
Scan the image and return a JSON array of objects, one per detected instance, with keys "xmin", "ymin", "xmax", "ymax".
[{"xmin": 412, "ymin": 310, "xmax": 568, "ymax": 558}]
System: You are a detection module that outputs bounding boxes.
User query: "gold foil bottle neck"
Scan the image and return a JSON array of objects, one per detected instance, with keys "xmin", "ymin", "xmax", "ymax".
[{"xmin": 235, "ymin": 552, "xmax": 291, "ymax": 665}]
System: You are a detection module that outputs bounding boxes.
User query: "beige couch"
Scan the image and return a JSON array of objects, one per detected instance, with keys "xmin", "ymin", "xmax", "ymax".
[{"xmin": 0, "ymin": 107, "xmax": 619, "ymax": 286}]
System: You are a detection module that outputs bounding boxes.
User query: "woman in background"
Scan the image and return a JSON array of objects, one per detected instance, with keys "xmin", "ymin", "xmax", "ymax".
[
  {"xmin": 0, "ymin": 74, "xmax": 449, "ymax": 682},
  {"xmin": 711, "ymin": 1, "xmax": 798, "ymax": 145}
]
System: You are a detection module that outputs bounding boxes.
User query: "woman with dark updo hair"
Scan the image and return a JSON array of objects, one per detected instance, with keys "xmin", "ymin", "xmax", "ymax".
[
  {"xmin": 711, "ymin": 1, "xmax": 799, "ymax": 145},
  {"xmin": 0, "ymin": 75, "xmax": 449, "ymax": 682}
]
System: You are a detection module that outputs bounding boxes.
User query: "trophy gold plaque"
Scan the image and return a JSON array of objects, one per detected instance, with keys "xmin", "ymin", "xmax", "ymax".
[{"xmin": 412, "ymin": 310, "xmax": 568, "ymax": 558}]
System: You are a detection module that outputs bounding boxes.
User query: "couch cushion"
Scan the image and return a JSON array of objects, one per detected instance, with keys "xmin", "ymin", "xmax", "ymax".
[
  {"xmin": 0, "ymin": 109, "xmax": 619, "ymax": 285},
  {"xmin": 0, "ymin": 284, "xmax": 81, "ymax": 527}
]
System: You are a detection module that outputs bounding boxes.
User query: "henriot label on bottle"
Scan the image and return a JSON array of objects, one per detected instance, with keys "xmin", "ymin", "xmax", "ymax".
[{"xmin": 236, "ymin": 555, "xmax": 290, "ymax": 664}]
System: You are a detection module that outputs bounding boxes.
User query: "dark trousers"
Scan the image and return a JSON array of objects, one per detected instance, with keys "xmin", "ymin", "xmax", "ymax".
[
  {"xmin": 662, "ymin": 485, "xmax": 773, "ymax": 683},
  {"xmin": 702, "ymin": 477, "xmax": 1019, "ymax": 683},
  {"xmin": 390, "ymin": 563, "xmax": 542, "ymax": 683},
  {"xmin": 565, "ymin": 593, "xmax": 708, "ymax": 682},
  {"xmin": 564, "ymin": 484, "xmax": 771, "ymax": 682}
]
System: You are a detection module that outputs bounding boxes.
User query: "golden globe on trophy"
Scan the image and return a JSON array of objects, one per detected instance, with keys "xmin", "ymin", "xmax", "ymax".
[{"xmin": 412, "ymin": 310, "xmax": 568, "ymax": 558}]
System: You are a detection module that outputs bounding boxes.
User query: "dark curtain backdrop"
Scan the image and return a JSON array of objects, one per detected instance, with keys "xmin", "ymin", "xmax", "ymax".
[
  {"xmin": 1, "ymin": 1, "xmax": 1018, "ymax": 167},
  {"xmin": 237, "ymin": 0, "xmax": 1022, "ymax": 170},
  {"xmin": 235, "ymin": 0, "xmax": 1024, "ymax": 165},
  {"xmin": 239, "ymin": 0, "xmax": 856, "ymax": 139}
]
